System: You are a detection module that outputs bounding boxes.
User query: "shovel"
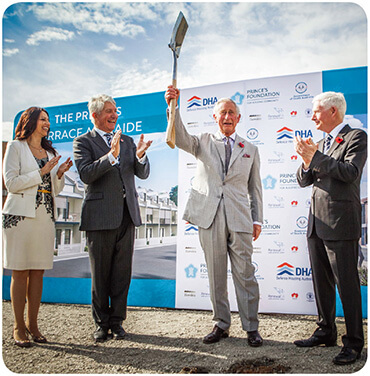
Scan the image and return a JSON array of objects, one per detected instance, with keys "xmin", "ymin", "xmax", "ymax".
[{"xmin": 166, "ymin": 11, "xmax": 188, "ymax": 149}]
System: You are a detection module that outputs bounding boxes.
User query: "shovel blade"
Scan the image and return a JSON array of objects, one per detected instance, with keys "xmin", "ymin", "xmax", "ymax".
[{"xmin": 169, "ymin": 11, "xmax": 188, "ymax": 58}]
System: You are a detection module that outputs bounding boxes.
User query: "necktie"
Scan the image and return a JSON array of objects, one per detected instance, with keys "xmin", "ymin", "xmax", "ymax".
[
  {"xmin": 225, "ymin": 137, "xmax": 232, "ymax": 174},
  {"xmin": 324, "ymin": 134, "xmax": 333, "ymax": 154},
  {"xmin": 104, "ymin": 133, "xmax": 113, "ymax": 147}
]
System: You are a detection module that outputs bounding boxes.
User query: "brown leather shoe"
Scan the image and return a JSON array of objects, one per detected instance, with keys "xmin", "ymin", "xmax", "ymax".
[
  {"xmin": 203, "ymin": 325, "xmax": 229, "ymax": 344},
  {"xmin": 247, "ymin": 330, "xmax": 263, "ymax": 347}
]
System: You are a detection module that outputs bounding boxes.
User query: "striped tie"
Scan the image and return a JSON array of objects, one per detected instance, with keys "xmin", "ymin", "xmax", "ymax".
[
  {"xmin": 104, "ymin": 133, "xmax": 113, "ymax": 147},
  {"xmin": 324, "ymin": 134, "xmax": 333, "ymax": 154}
]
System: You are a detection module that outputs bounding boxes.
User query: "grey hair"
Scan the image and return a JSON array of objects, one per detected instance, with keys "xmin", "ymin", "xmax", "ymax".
[
  {"xmin": 88, "ymin": 94, "xmax": 116, "ymax": 124},
  {"xmin": 213, "ymin": 98, "xmax": 240, "ymax": 116},
  {"xmin": 312, "ymin": 92, "xmax": 347, "ymax": 120}
]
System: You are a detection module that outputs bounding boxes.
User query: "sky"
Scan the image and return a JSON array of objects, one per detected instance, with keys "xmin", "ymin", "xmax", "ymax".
[{"xmin": 1, "ymin": 0, "xmax": 368, "ymax": 141}]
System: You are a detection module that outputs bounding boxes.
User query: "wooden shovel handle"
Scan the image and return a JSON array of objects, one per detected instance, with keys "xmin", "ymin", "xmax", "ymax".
[{"xmin": 166, "ymin": 79, "xmax": 177, "ymax": 149}]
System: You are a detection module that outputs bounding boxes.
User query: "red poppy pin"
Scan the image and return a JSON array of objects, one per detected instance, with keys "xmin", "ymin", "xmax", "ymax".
[
  {"xmin": 335, "ymin": 136, "xmax": 343, "ymax": 144},
  {"xmin": 239, "ymin": 142, "xmax": 244, "ymax": 148}
]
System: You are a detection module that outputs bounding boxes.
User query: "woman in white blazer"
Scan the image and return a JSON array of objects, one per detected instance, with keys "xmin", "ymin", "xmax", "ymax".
[{"xmin": 2, "ymin": 107, "xmax": 72, "ymax": 347}]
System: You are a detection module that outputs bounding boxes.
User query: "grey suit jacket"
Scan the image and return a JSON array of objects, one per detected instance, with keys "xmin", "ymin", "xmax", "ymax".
[
  {"xmin": 73, "ymin": 129, "xmax": 150, "ymax": 231},
  {"xmin": 174, "ymin": 110, "xmax": 263, "ymax": 232},
  {"xmin": 296, "ymin": 124, "xmax": 367, "ymax": 240}
]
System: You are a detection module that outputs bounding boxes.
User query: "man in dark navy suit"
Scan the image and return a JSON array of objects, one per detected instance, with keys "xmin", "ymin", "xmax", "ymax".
[
  {"xmin": 73, "ymin": 94, "xmax": 152, "ymax": 342},
  {"xmin": 294, "ymin": 92, "xmax": 367, "ymax": 365}
]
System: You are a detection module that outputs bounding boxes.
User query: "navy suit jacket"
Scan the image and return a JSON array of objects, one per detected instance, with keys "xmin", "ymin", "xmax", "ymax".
[
  {"xmin": 297, "ymin": 125, "xmax": 367, "ymax": 240},
  {"xmin": 73, "ymin": 129, "xmax": 150, "ymax": 231}
]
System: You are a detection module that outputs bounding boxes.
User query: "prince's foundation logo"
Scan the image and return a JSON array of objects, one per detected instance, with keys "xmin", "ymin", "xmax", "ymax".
[{"xmin": 184, "ymin": 264, "xmax": 198, "ymax": 278}]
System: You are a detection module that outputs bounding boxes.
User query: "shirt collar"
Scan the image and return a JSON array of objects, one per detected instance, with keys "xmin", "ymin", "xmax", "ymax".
[
  {"xmin": 95, "ymin": 127, "xmax": 113, "ymax": 138},
  {"xmin": 222, "ymin": 132, "xmax": 236, "ymax": 141},
  {"xmin": 327, "ymin": 122, "xmax": 346, "ymax": 140}
]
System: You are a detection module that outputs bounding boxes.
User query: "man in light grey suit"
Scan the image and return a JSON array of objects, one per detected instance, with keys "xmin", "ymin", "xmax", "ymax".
[
  {"xmin": 165, "ymin": 86, "xmax": 263, "ymax": 346},
  {"xmin": 73, "ymin": 94, "xmax": 152, "ymax": 342},
  {"xmin": 293, "ymin": 92, "xmax": 367, "ymax": 365}
]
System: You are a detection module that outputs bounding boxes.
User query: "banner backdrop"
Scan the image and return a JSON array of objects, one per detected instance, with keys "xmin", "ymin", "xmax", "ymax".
[
  {"xmin": 176, "ymin": 72, "xmax": 324, "ymax": 314},
  {"xmin": 3, "ymin": 67, "xmax": 367, "ymax": 316},
  {"xmin": 175, "ymin": 68, "xmax": 367, "ymax": 315}
]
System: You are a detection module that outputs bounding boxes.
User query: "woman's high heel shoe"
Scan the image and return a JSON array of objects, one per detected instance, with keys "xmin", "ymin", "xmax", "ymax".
[
  {"xmin": 26, "ymin": 327, "xmax": 47, "ymax": 343},
  {"xmin": 13, "ymin": 330, "xmax": 31, "ymax": 348},
  {"xmin": 14, "ymin": 338, "xmax": 31, "ymax": 348}
]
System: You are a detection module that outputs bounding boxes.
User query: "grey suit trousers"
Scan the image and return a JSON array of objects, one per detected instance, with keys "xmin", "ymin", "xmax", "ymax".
[{"xmin": 198, "ymin": 198, "xmax": 259, "ymax": 332}]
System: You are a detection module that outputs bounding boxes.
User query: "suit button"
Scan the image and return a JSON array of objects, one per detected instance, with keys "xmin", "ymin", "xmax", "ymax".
[{"xmin": 317, "ymin": 178, "xmax": 321, "ymax": 182}]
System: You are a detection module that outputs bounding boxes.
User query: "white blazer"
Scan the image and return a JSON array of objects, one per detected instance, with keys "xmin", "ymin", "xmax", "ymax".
[{"xmin": 2, "ymin": 140, "xmax": 65, "ymax": 218}]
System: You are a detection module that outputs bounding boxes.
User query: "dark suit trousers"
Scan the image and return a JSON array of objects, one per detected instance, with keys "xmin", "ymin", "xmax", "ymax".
[
  {"xmin": 308, "ymin": 231, "xmax": 364, "ymax": 352},
  {"xmin": 86, "ymin": 201, "xmax": 135, "ymax": 328}
]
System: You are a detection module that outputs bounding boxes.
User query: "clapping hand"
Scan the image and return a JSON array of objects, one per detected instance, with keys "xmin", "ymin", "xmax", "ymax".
[
  {"xmin": 111, "ymin": 130, "xmax": 122, "ymax": 159},
  {"xmin": 294, "ymin": 135, "xmax": 318, "ymax": 169},
  {"xmin": 57, "ymin": 157, "xmax": 73, "ymax": 179},
  {"xmin": 136, "ymin": 134, "xmax": 153, "ymax": 159},
  {"xmin": 40, "ymin": 155, "xmax": 61, "ymax": 177}
]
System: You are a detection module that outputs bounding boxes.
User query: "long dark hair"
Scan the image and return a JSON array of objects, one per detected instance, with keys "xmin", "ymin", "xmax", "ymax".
[{"xmin": 14, "ymin": 107, "xmax": 57, "ymax": 156}]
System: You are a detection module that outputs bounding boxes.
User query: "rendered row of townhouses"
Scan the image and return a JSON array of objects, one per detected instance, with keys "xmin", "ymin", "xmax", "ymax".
[{"xmin": 55, "ymin": 170, "xmax": 178, "ymax": 256}]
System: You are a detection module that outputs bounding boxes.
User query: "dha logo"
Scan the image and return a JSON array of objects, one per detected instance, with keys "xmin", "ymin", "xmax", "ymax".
[
  {"xmin": 277, "ymin": 262, "xmax": 295, "ymax": 276},
  {"xmin": 295, "ymin": 129, "xmax": 313, "ymax": 138},
  {"xmin": 277, "ymin": 262, "xmax": 312, "ymax": 278},
  {"xmin": 187, "ymin": 95, "xmax": 218, "ymax": 109},
  {"xmin": 184, "ymin": 264, "xmax": 198, "ymax": 278},
  {"xmin": 277, "ymin": 127, "xmax": 293, "ymax": 140},
  {"xmin": 185, "ymin": 222, "xmax": 198, "ymax": 233},
  {"xmin": 187, "ymin": 96, "xmax": 202, "ymax": 108}
]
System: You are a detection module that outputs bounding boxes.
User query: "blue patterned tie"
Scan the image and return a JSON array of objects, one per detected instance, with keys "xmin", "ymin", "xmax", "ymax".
[
  {"xmin": 324, "ymin": 134, "xmax": 333, "ymax": 154},
  {"xmin": 104, "ymin": 133, "xmax": 113, "ymax": 147}
]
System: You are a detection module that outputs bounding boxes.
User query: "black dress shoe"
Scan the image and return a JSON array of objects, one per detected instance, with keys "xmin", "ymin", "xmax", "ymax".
[
  {"xmin": 247, "ymin": 330, "xmax": 263, "ymax": 347},
  {"xmin": 111, "ymin": 324, "xmax": 126, "ymax": 340},
  {"xmin": 333, "ymin": 347, "xmax": 361, "ymax": 365},
  {"xmin": 294, "ymin": 335, "xmax": 336, "ymax": 347},
  {"xmin": 93, "ymin": 326, "xmax": 109, "ymax": 342},
  {"xmin": 203, "ymin": 325, "xmax": 229, "ymax": 344}
]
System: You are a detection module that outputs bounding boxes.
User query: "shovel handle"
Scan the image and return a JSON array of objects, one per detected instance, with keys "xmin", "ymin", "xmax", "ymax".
[{"xmin": 166, "ymin": 78, "xmax": 177, "ymax": 149}]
